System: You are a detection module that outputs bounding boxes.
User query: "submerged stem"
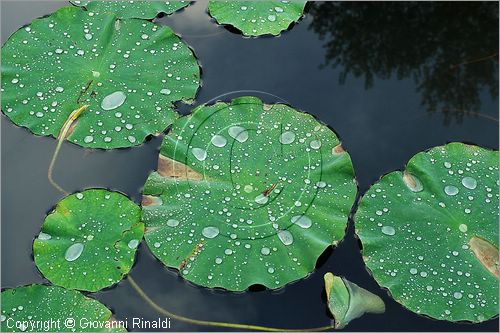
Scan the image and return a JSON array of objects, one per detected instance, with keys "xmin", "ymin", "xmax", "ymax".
[
  {"xmin": 48, "ymin": 105, "xmax": 88, "ymax": 195},
  {"xmin": 127, "ymin": 276, "xmax": 334, "ymax": 332}
]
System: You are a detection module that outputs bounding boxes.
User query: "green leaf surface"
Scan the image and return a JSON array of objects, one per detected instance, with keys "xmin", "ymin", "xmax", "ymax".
[
  {"xmin": 71, "ymin": 0, "xmax": 190, "ymax": 19},
  {"xmin": 1, "ymin": 284, "xmax": 125, "ymax": 332},
  {"xmin": 324, "ymin": 273, "xmax": 385, "ymax": 329},
  {"xmin": 1, "ymin": 6, "xmax": 200, "ymax": 149},
  {"xmin": 208, "ymin": 1, "xmax": 306, "ymax": 37},
  {"xmin": 355, "ymin": 142, "xmax": 499, "ymax": 322},
  {"xmin": 142, "ymin": 96, "xmax": 357, "ymax": 291},
  {"xmin": 34, "ymin": 189, "xmax": 144, "ymax": 292}
]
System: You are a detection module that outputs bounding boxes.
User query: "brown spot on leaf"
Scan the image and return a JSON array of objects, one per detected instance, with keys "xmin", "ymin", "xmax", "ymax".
[
  {"xmin": 157, "ymin": 155, "xmax": 203, "ymax": 180},
  {"xmin": 469, "ymin": 236, "xmax": 499, "ymax": 278},
  {"xmin": 263, "ymin": 103, "xmax": 273, "ymax": 111},
  {"xmin": 141, "ymin": 195, "xmax": 162, "ymax": 207},
  {"xmin": 332, "ymin": 144, "xmax": 345, "ymax": 155}
]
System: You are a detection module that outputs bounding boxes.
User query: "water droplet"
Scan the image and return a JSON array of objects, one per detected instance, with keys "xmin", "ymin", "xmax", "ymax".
[
  {"xmin": 268, "ymin": 14, "xmax": 276, "ymax": 22},
  {"xmin": 462, "ymin": 177, "xmax": 477, "ymax": 190},
  {"xmin": 444, "ymin": 162, "xmax": 452, "ymax": 168},
  {"xmin": 92, "ymin": 70, "xmax": 100, "ymax": 78},
  {"xmin": 141, "ymin": 33, "xmax": 149, "ymax": 40},
  {"xmin": 426, "ymin": 285, "xmax": 433, "ymax": 291},
  {"xmin": 128, "ymin": 239, "xmax": 139, "ymax": 249},
  {"xmin": 11, "ymin": 78, "xmax": 19, "ymax": 84},
  {"xmin": 291, "ymin": 215, "xmax": 312, "ymax": 229},
  {"xmin": 192, "ymin": 148, "xmax": 207, "ymax": 161},
  {"xmin": 316, "ymin": 181, "xmax": 327, "ymax": 188},
  {"xmin": 277, "ymin": 230, "xmax": 293, "ymax": 245},
  {"xmin": 215, "ymin": 258, "xmax": 222, "ymax": 264},
  {"xmin": 459, "ymin": 224, "xmax": 468, "ymax": 233},
  {"xmin": 163, "ymin": 218, "xmax": 179, "ymax": 228},
  {"xmin": 261, "ymin": 247, "xmax": 270, "ymax": 255},
  {"xmin": 268, "ymin": 267, "xmax": 275, "ymax": 273},
  {"xmin": 160, "ymin": 88, "xmax": 171, "ymax": 95},
  {"xmin": 38, "ymin": 232, "xmax": 51, "ymax": 240},
  {"xmin": 410, "ymin": 268, "xmax": 418, "ymax": 275},
  {"xmin": 254, "ymin": 194, "xmax": 268, "ymax": 205},
  {"xmin": 55, "ymin": 86, "xmax": 64, "ymax": 93},
  {"xmin": 228, "ymin": 126, "xmax": 248, "ymax": 143},
  {"xmin": 275, "ymin": 6, "xmax": 284, "ymax": 12},
  {"xmin": 84, "ymin": 33, "xmax": 92, "ymax": 40},
  {"xmin": 279, "ymin": 131, "xmax": 295, "ymax": 144},
  {"xmin": 127, "ymin": 136, "xmax": 136, "ymax": 143},
  {"xmin": 453, "ymin": 292, "xmax": 463, "ymax": 299},
  {"xmin": 310, "ymin": 140, "xmax": 322, "ymax": 149},
  {"xmin": 101, "ymin": 91, "xmax": 126, "ymax": 110},
  {"xmin": 381, "ymin": 225, "xmax": 396, "ymax": 236},
  {"xmin": 444, "ymin": 185, "xmax": 459, "ymax": 196},
  {"xmin": 202, "ymin": 226, "xmax": 219, "ymax": 239},
  {"xmin": 65, "ymin": 243, "xmax": 84, "ymax": 262},
  {"xmin": 84, "ymin": 136, "xmax": 94, "ymax": 143},
  {"xmin": 211, "ymin": 134, "xmax": 227, "ymax": 147},
  {"xmin": 76, "ymin": 193, "xmax": 84, "ymax": 200},
  {"xmin": 240, "ymin": 6, "xmax": 247, "ymax": 10},
  {"xmin": 0, "ymin": 315, "xmax": 5, "ymax": 322}
]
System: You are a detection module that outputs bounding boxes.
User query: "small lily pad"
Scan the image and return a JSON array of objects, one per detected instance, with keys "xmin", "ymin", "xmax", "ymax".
[
  {"xmin": 1, "ymin": 284, "xmax": 125, "ymax": 332},
  {"xmin": 1, "ymin": 6, "xmax": 200, "ymax": 149},
  {"xmin": 71, "ymin": 0, "xmax": 190, "ymax": 19},
  {"xmin": 34, "ymin": 189, "xmax": 143, "ymax": 292},
  {"xmin": 355, "ymin": 142, "xmax": 499, "ymax": 322},
  {"xmin": 142, "ymin": 96, "xmax": 357, "ymax": 291},
  {"xmin": 324, "ymin": 273, "xmax": 385, "ymax": 329},
  {"xmin": 208, "ymin": 1, "xmax": 307, "ymax": 37}
]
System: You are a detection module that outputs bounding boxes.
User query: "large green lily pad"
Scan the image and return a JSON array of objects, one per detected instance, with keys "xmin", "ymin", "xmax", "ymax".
[
  {"xmin": 355, "ymin": 142, "xmax": 499, "ymax": 322},
  {"xmin": 71, "ymin": 1, "xmax": 189, "ymax": 19},
  {"xmin": 1, "ymin": 284, "xmax": 125, "ymax": 332},
  {"xmin": 1, "ymin": 6, "xmax": 200, "ymax": 149},
  {"xmin": 208, "ymin": 1, "xmax": 307, "ymax": 37},
  {"xmin": 142, "ymin": 96, "xmax": 357, "ymax": 291},
  {"xmin": 34, "ymin": 189, "xmax": 144, "ymax": 292}
]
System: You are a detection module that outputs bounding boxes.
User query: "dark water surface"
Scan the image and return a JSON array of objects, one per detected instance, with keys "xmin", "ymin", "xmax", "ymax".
[{"xmin": 1, "ymin": 1, "xmax": 499, "ymax": 331}]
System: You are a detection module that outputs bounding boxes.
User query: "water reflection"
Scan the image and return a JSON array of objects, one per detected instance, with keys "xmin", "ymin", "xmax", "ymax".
[{"xmin": 308, "ymin": 1, "xmax": 499, "ymax": 123}]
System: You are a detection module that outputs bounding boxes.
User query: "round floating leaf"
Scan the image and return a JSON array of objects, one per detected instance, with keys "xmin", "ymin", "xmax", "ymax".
[
  {"xmin": 208, "ymin": 1, "xmax": 306, "ymax": 37},
  {"xmin": 355, "ymin": 142, "xmax": 499, "ymax": 322},
  {"xmin": 1, "ymin": 284, "xmax": 125, "ymax": 332},
  {"xmin": 1, "ymin": 6, "xmax": 200, "ymax": 149},
  {"xmin": 324, "ymin": 273, "xmax": 385, "ymax": 329},
  {"xmin": 71, "ymin": 0, "xmax": 190, "ymax": 19},
  {"xmin": 34, "ymin": 189, "xmax": 144, "ymax": 292},
  {"xmin": 142, "ymin": 96, "xmax": 357, "ymax": 291}
]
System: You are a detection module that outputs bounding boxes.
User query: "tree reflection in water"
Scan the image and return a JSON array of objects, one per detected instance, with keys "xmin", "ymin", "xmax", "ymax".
[{"xmin": 307, "ymin": 1, "xmax": 499, "ymax": 123}]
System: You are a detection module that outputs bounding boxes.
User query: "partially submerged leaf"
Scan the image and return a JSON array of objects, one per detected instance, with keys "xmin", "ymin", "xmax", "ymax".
[
  {"xmin": 71, "ymin": 0, "xmax": 189, "ymax": 19},
  {"xmin": 324, "ymin": 273, "xmax": 385, "ymax": 329},
  {"xmin": 1, "ymin": 6, "xmax": 200, "ymax": 149},
  {"xmin": 208, "ymin": 1, "xmax": 307, "ymax": 37},
  {"xmin": 142, "ymin": 96, "xmax": 357, "ymax": 291},
  {"xmin": 34, "ymin": 189, "xmax": 144, "ymax": 292},
  {"xmin": 355, "ymin": 142, "xmax": 499, "ymax": 322},
  {"xmin": 1, "ymin": 284, "xmax": 125, "ymax": 332}
]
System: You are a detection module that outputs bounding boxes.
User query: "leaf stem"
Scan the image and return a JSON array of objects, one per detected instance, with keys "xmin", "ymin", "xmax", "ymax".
[
  {"xmin": 127, "ymin": 276, "xmax": 334, "ymax": 332},
  {"xmin": 48, "ymin": 105, "xmax": 88, "ymax": 195}
]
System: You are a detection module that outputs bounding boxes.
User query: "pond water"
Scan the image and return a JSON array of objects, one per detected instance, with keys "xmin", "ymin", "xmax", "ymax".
[{"xmin": 1, "ymin": 1, "xmax": 498, "ymax": 331}]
